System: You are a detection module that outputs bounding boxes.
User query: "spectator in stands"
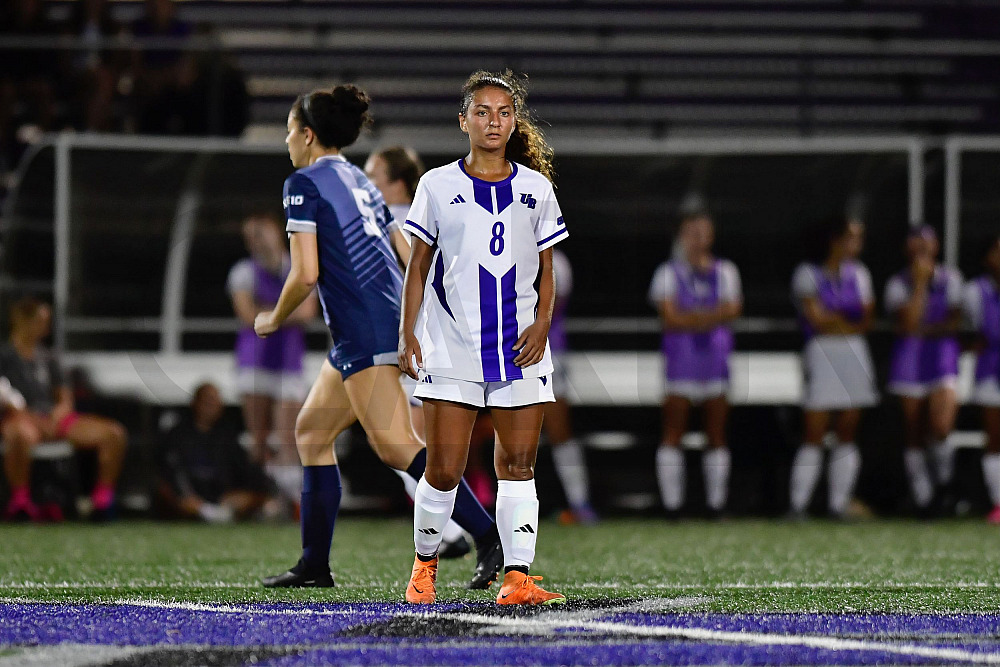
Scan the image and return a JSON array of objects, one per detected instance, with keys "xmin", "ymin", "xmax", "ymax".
[
  {"xmin": 885, "ymin": 225, "xmax": 962, "ymax": 515},
  {"xmin": 788, "ymin": 215, "xmax": 878, "ymax": 520},
  {"xmin": 0, "ymin": 0, "xmax": 70, "ymax": 178},
  {"xmin": 1, "ymin": 297, "xmax": 127, "ymax": 521},
  {"xmin": 962, "ymin": 235, "xmax": 1000, "ymax": 524},
  {"xmin": 129, "ymin": 0, "xmax": 193, "ymax": 134},
  {"xmin": 649, "ymin": 211, "xmax": 742, "ymax": 517},
  {"xmin": 227, "ymin": 211, "xmax": 315, "ymax": 505},
  {"xmin": 66, "ymin": 0, "xmax": 127, "ymax": 132},
  {"xmin": 156, "ymin": 382, "xmax": 271, "ymax": 522}
]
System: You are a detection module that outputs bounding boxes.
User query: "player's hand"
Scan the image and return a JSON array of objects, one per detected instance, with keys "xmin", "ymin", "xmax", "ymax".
[
  {"xmin": 254, "ymin": 311, "xmax": 279, "ymax": 338},
  {"xmin": 513, "ymin": 320, "xmax": 549, "ymax": 368},
  {"xmin": 398, "ymin": 332, "xmax": 423, "ymax": 380}
]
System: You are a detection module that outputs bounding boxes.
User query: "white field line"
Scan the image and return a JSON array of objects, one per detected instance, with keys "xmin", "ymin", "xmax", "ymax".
[
  {"xmin": 0, "ymin": 644, "xmax": 145, "ymax": 667},
  {"xmin": 425, "ymin": 610, "xmax": 1000, "ymax": 664}
]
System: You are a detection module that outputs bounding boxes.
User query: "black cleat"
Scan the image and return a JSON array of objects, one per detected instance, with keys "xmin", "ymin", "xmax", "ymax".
[
  {"xmin": 467, "ymin": 539, "xmax": 503, "ymax": 590},
  {"xmin": 439, "ymin": 535, "xmax": 472, "ymax": 560},
  {"xmin": 262, "ymin": 559, "xmax": 335, "ymax": 588}
]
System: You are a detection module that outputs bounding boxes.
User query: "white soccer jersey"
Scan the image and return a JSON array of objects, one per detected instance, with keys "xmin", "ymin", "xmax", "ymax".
[{"xmin": 404, "ymin": 159, "xmax": 567, "ymax": 382}]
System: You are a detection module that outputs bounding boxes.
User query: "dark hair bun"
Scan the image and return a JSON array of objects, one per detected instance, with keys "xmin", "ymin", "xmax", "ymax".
[{"xmin": 294, "ymin": 84, "xmax": 373, "ymax": 149}]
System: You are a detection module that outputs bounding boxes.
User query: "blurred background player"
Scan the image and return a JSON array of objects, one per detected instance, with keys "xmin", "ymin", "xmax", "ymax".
[
  {"xmin": 884, "ymin": 225, "xmax": 962, "ymax": 515},
  {"xmin": 547, "ymin": 247, "xmax": 597, "ymax": 525},
  {"xmin": 399, "ymin": 69, "xmax": 566, "ymax": 605},
  {"xmin": 649, "ymin": 211, "xmax": 742, "ymax": 517},
  {"xmin": 1, "ymin": 297, "xmax": 127, "ymax": 521},
  {"xmin": 365, "ymin": 144, "xmax": 470, "ymax": 558},
  {"xmin": 156, "ymin": 382, "xmax": 272, "ymax": 522},
  {"xmin": 227, "ymin": 210, "xmax": 316, "ymax": 510},
  {"xmin": 789, "ymin": 215, "xmax": 878, "ymax": 519},
  {"xmin": 963, "ymin": 235, "xmax": 1000, "ymax": 524},
  {"xmin": 257, "ymin": 85, "xmax": 502, "ymax": 589}
]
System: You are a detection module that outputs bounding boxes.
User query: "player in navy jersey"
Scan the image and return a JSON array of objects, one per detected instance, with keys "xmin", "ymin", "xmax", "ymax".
[
  {"xmin": 399, "ymin": 70, "xmax": 566, "ymax": 605},
  {"xmin": 254, "ymin": 85, "xmax": 502, "ymax": 589}
]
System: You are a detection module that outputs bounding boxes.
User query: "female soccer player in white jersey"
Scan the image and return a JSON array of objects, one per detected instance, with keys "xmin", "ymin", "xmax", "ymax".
[
  {"xmin": 788, "ymin": 215, "xmax": 878, "ymax": 519},
  {"xmin": 399, "ymin": 70, "xmax": 566, "ymax": 605},
  {"xmin": 254, "ymin": 85, "xmax": 503, "ymax": 590}
]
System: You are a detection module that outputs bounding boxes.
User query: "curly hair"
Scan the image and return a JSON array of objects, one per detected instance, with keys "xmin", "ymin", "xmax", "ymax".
[{"xmin": 459, "ymin": 69, "xmax": 555, "ymax": 183}]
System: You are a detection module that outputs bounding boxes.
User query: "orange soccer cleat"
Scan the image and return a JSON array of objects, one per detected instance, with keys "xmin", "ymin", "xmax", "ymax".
[
  {"xmin": 495, "ymin": 570, "xmax": 565, "ymax": 605},
  {"xmin": 405, "ymin": 555, "xmax": 438, "ymax": 604}
]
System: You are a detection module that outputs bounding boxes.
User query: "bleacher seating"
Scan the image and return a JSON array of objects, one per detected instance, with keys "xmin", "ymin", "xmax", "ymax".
[{"xmin": 42, "ymin": 0, "xmax": 999, "ymax": 139}]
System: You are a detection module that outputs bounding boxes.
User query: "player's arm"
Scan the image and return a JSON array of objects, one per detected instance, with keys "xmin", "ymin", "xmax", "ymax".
[
  {"xmin": 285, "ymin": 288, "xmax": 318, "ymax": 326},
  {"xmin": 391, "ymin": 229, "xmax": 412, "ymax": 268},
  {"xmin": 254, "ymin": 233, "xmax": 318, "ymax": 337},
  {"xmin": 398, "ymin": 237, "xmax": 433, "ymax": 379},
  {"xmin": 514, "ymin": 248, "xmax": 554, "ymax": 368},
  {"xmin": 658, "ymin": 300, "xmax": 725, "ymax": 332},
  {"xmin": 799, "ymin": 296, "xmax": 857, "ymax": 335}
]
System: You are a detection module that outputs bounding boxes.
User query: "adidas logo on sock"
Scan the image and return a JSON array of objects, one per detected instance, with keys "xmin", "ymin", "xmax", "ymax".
[
  {"xmin": 450, "ymin": 194, "xmax": 466, "ymax": 205},
  {"xmin": 514, "ymin": 524, "xmax": 535, "ymax": 534},
  {"xmin": 418, "ymin": 528, "xmax": 440, "ymax": 535}
]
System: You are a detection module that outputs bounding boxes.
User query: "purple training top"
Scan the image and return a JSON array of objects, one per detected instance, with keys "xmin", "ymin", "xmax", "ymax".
[
  {"xmin": 652, "ymin": 259, "xmax": 738, "ymax": 383},
  {"xmin": 970, "ymin": 275, "xmax": 1000, "ymax": 382},
  {"xmin": 886, "ymin": 266, "xmax": 961, "ymax": 386},
  {"xmin": 794, "ymin": 262, "xmax": 869, "ymax": 341},
  {"xmin": 229, "ymin": 258, "xmax": 305, "ymax": 373},
  {"xmin": 548, "ymin": 248, "xmax": 573, "ymax": 354}
]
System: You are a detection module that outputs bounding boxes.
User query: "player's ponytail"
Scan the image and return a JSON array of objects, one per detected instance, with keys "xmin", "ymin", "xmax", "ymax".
[
  {"xmin": 292, "ymin": 84, "xmax": 373, "ymax": 150},
  {"xmin": 460, "ymin": 70, "xmax": 555, "ymax": 184}
]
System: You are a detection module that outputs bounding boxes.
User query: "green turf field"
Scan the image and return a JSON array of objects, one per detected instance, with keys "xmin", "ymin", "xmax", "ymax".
[{"xmin": 2, "ymin": 518, "xmax": 999, "ymax": 612}]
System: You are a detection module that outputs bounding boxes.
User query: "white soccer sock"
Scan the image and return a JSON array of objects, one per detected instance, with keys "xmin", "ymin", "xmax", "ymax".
[
  {"xmin": 929, "ymin": 438, "xmax": 954, "ymax": 486},
  {"xmin": 827, "ymin": 442, "xmax": 860, "ymax": 516},
  {"xmin": 413, "ymin": 476, "xmax": 457, "ymax": 557},
  {"xmin": 702, "ymin": 447, "xmax": 731, "ymax": 511},
  {"xmin": 655, "ymin": 445, "xmax": 685, "ymax": 511},
  {"xmin": 904, "ymin": 448, "xmax": 934, "ymax": 508},
  {"xmin": 395, "ymin": 469, "xmax": 465, "ymax": 543},
  {"xmin": 789, "ymin": 444, "xmax": 823, "ymax": 513},
  {"xmin": 983, "ymin": 453, "xmax": 1000, "ymax": 507},
  {"xmin": 496, "ymin": 479, "xmax": 539, "ymax": 569},
  {"xmin": 552, "ymin": 439, "xmax": 591, "ymax": 509}
]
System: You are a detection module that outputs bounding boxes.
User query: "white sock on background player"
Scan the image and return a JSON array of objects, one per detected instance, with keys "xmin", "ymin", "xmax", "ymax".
[
  {"xmin": 395, "ymin": 469, "xmax": 465, "ymax": 543},
  {"xmin": 904, "ymin": 448, "xmax": 934, "ymax": 508},
  {"xmin": 496, "ymin": 479, "xmax": 538, "ymax": 568},
  {"xmin": 789, "ymin": 444, "xmax": 823, "ymax": 513},
  {"xmin": 929, "ymin": 438, "xmax": 954, "ymax": 486},
  {"xmin": 656, "ymin": 445, "xmax": 685, "ymax": 511},
  {"xmin": 552, "ymin": 439, "xmax": 591, "ymax": 509},
  {"xmin": 413, "ymin": 476, "xmax": 457, "ymax": 557},
  {"xmin": 702, "ymin": 447, "xmax": 730, "ymax": 512},
  {"xmin": 982, "ymin": 453, "xmax": 1000, "ymax": 507},
  {"xmin": 827, "ymin": 442, "xmax": 860, "ymax": 516}
]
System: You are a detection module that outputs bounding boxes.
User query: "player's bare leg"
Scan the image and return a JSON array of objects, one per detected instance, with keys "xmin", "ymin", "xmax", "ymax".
[
  {"xmin": 492, "ymin": 404, "xmax": 564, "ymax": 605},
  {"xmin": 64, "ymin": 415, "xmax": 128, "ymax": 517},
  {"xmin": 1, "ymin": 413, "xmax": 42, "ymax": 520},
  {"xmin": 241, "ymin": 393, "xmax": 273, "ymax": 464}
]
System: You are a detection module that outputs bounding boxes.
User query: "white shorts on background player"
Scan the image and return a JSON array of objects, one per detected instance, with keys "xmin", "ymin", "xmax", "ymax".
[
  {"xmin": 972, "ymin": 378, "xmax": 1000, "ymax": 407},
  {"xmin": 665, "ymin": 379, "xmax": 728, "ymax": 404},
  {"xmin": 413, "ymin": 374, "xmax": 555, "ymax": 408}
]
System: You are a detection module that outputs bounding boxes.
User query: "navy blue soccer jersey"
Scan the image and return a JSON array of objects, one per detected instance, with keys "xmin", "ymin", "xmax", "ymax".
[{"xmin": 282, "ymin": 154, "xmax": 404, "ymax": 378}]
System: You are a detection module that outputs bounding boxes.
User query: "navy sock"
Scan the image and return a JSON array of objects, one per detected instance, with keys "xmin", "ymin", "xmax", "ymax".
[
  {"xmin": 300, "ymin": 465, "xmax": 341, "ymax": 572},
  {"xmin": 406, "ymin": 449, "xmax": 495, "ymax": 543}
]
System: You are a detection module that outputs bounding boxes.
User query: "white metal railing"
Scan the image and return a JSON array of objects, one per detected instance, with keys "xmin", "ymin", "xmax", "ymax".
[
  {"xmin": 32, "ymin": 132, "xmax": 928, "ymax": 353},
  {"xmin": 7, "ymin": 133, "xmax": 920, "ymax": 353}
]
